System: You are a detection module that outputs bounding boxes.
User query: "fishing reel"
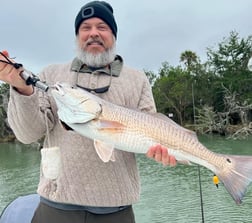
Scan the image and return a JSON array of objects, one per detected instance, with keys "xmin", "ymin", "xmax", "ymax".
[{"xmin": 0, "ymin": 50, "xmax": 49, "ymax": 92}]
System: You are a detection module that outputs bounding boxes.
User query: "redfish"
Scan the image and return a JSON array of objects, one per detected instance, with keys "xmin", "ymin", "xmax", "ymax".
[{"xmin": 51, "ymin": 83, "xmax": 252, "ymax": 205}]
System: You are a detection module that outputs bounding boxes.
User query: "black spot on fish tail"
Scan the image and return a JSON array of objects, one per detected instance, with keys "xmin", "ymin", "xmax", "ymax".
[{"xmin": 226, "ymin": 158, "xmax": 231, "ymax": 163}]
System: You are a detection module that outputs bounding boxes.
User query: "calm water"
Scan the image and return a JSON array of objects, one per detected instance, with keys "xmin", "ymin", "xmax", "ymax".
[{"xmin": 0, "ymin": 135, "xmax": 252, "ymax": 222}]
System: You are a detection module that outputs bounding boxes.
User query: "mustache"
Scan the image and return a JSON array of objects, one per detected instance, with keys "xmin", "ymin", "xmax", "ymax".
[{"xmin": 84, "ymin": 38, "xmax": 105, "ymax": 47}]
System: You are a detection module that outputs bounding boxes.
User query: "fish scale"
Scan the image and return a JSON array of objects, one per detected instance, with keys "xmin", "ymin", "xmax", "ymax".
[{"xmin": 102, "ymin": 104, "xmax": 218, "ymax": 166}]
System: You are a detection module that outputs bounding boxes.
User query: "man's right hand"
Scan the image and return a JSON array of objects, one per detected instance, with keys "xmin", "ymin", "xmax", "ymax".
[{"xmin": 0, "ymin": 51, "xmax": 33, "ymax": 95}]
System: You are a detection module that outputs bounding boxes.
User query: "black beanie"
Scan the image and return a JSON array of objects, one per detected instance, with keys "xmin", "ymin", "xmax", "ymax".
[{"xmin": 75, "ymin": 1, "xmax": 117, "ymax": 38}]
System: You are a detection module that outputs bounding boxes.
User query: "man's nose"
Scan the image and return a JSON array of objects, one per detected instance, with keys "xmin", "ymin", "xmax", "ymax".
[{"xmin": 89, "ymin": 27, "xmax": 99, "ymax": 37}]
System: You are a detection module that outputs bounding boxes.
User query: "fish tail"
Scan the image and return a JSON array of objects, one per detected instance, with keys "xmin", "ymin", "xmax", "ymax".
[{"xmin": 216, "ymin": 155, "xmax": 252, "ymax": 204}]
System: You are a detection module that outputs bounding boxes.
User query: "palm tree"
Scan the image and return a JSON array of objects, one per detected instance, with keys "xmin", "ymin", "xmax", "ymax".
[{"xmin": 180, "ymin": 50, "xmax": 198, "ymax": 71}]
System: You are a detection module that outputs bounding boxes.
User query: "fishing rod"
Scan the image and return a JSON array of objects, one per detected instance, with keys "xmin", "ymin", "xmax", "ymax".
[{"xmin": 0, "ymin": 51, "xmax": 49, "ymax": 92}]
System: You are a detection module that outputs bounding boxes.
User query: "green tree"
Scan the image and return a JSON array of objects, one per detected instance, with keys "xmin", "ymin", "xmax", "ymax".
[
  {"xmin": 144, "ymin": 69, "xmax": 156, "ymax": 86},
  {"xmin": 0, "ymin": 83, "xmax": 14, "ymax": 141},
  {"xmin": 206, "ymin": 31, "xmax": 252, "ymax": 109},
  {"xmin": 180, "ymin": 50, "xmax": 199, "ymax": 72},
  {"xmin": 180, "ymin": 50, "xmax": 217, "ymax": 112},
  {"xmin": 152, "ymin": 63, "xmax": 194, "ymax": 125}
]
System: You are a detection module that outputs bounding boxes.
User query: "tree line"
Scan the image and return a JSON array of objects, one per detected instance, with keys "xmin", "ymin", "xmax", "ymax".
[
  {"xmin": 147, "ymin": 31, "xmax": 252, "ymax": 139},
  {"xmin": 0, "ymin": 31, "xmax": 252, "ymax": 141}
]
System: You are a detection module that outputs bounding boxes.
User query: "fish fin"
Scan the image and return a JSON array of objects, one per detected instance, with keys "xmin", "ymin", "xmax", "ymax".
[
  {"xmin": 98, "ymin": 120, "xmax": 126, "ymax": 132},
  {"xmin": 94, "ymin": 140, "xmax": 115, "ymax": 162},
  {"xmin": 170, "ymin": 151, "xmax": 192, "ymax": 165},
  {"xmin": 216, "ymin": 155, "xmax": 252, "ymax": 204},
  {"xmin": 58, "ymin": 110, "xmax": 97, "ymax": 124},
  {"xmin": 176, "ymin": 159, "xmax": 192, "ymax": 165}
]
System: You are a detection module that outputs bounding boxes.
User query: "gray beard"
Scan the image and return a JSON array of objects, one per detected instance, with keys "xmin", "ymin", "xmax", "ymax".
[{"xmin": 75, "ymin": 40, "xmax": 116, "ymax": 68}]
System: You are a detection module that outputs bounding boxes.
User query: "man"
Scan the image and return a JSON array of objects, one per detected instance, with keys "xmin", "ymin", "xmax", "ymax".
[{"xmin": 0, "ymin": 1, "xmax": 176, "ymax": 222}]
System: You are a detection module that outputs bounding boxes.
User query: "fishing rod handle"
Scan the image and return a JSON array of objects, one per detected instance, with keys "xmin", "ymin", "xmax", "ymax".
[{"xmin": 20, "ymin": 69, "xmax": 49, "ymax": 92}]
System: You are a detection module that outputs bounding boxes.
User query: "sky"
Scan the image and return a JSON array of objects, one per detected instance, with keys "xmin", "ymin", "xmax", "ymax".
[{"xmin": 1, "ymin": 0, "xmax": 251, "ymax": 74}]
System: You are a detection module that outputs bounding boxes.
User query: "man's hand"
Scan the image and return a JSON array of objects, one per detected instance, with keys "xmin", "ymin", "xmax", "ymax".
[
  {"xmin": 0, "ymin": 51, "xmax": 33, "ymax": 95},
  {"xmin": 146, "ymin": 144, "xmax": 177, "ymax": 166}
]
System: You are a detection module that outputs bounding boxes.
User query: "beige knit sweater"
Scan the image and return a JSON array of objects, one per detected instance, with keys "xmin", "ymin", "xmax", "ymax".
[{"xmin": 7, "ymin": 56, "xmax": 156, "ymax": 207}]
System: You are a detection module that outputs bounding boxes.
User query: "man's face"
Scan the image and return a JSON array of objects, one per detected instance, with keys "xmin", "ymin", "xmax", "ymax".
[{"xmin": 77, "ymin": 17, "xmax": 114, "ymax": 54}]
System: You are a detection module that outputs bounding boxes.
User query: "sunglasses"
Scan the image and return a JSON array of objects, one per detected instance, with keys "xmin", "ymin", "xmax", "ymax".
[{"xmin": 76, "ymin": 68, "xmax": 112, "ymax": 94}]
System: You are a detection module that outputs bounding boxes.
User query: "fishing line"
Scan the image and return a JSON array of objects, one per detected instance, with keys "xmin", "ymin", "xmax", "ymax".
[
  {"xmin": 198, "ymin": 165, "xmax": 205, "ymax": 223},
  {"xmin": 192, "ymin": 82, "xmax": 205, "ymax": 222}
]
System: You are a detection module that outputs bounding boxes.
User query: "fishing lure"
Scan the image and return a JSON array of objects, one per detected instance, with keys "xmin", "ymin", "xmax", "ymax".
[{"xmin": 213, "ymin": 174, "xmax": 219, "ymax": 188}]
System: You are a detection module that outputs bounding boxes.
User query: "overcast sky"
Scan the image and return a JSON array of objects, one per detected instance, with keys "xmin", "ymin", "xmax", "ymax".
[{"xmin": 1, "ymin": 0, "xmax": 251, "ymax": 74}]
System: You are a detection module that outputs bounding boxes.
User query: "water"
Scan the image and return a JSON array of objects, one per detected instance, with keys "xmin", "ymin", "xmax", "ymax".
[
  {"xmin": 0, "ymin": 135, "xmax": 252, "ymax": 222},
  {"xmin": 0, "ymin": 143, "xmax": 40, "ymax": 212}
]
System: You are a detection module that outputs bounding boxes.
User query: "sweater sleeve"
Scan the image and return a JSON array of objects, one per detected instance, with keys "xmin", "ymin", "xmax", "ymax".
[{"xmin": 7, "ymin": 87, "xmax": 54, "ymax": 144}]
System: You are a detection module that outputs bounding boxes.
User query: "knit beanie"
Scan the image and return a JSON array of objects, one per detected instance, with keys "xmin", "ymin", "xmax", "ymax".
[{"xmin": 75, "ymin": 1, "xmax": 117, "ymax": 38}]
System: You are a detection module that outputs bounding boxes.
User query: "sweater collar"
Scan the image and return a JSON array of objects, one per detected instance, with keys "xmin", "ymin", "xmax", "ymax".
[{"xmin": 70, "ymin": 55, "xmax": 123, "ymax": 77}]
